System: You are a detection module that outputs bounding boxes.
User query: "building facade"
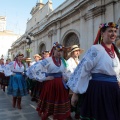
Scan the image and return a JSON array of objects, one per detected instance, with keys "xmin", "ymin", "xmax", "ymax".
[
  {"xmin": 10, "ymin": 0, "xmax": 120, "ymax": 60},
  {"xmin": 0, "ymin": 16, "xmax": 20, "ymax": 60},
  {"xmin": 0, "ymin": 16, "xmax": 6, "ymax": 31}
]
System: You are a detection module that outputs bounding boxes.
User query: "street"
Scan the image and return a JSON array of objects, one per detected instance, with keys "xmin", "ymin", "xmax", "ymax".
[
  {"xmin": 0, "ymin": 88, "xmax": 40, "ymax": 120},
  {"xmin": 0, "ymin": 88, "xmax": 76, "ymax": 120}
]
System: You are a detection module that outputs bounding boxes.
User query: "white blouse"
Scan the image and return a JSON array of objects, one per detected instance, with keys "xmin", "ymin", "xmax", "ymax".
[
  {"xmin": 4, "ymin": 61, "xmax": 24, "ymax": 76},
  {"xmin": 67, "ymin": 44, "xmax": 120, "ymax": 94},
  {"xmin": 66, "ymin": 57, "xmax": 80, "ymax": 78},
  {"xmin": 27, "ymin": 57, "xmax": 67, "ymax": 82}
]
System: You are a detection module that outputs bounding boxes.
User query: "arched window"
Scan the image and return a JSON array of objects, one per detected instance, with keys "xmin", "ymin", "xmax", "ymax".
[
  {"xmin": 63, "ymin": 33, "xmax": 79, "ymax": 59},
  {"xmin": 39, "ymin": 43, "xmax": 46, "ymax": 55},
  {"xmin": 63, "ymin": 33, "xmax": 79, "ymax": 47}
]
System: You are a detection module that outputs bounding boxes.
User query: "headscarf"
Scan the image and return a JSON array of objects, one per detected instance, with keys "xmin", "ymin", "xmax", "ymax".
[
  {"xmin": 94, "ymin": 22, "xmax": 119, "ymax": 45},
  {"xmin": 50, "ymin": 42, "xmax": 63, "ymax": 56},
  {"xmin": 14, "ymin": 52, "xmax": 24, "ymax": 69},
  {"xmin": 94, "ymin": 22, "xmax": 120, "ymax": 60},
  {"xmin": 50, "ymin": 42, "xmax": 68, "ymax": 67}
]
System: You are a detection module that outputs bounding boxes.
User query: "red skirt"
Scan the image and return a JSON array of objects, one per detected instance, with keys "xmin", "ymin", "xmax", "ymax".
[{"xmin": 36, "ymin": 77, "xmax": 70, "ymax": 120}]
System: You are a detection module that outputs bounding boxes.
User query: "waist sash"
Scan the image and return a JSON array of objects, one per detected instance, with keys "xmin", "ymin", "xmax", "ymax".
[
  {"xmin": 92, "ymin": 73, "xmax": 117, "ymax": 82},
  {"xmin": 13, "ymin": 72, "xmax": 23, "ymax": 75},
  {"xmin": 45, "ymin": 72, "xmax": 62, "ymax": 78},
  {"xmin": 45, "ymin": 72, "xmax": 68, "ymax": 89}
]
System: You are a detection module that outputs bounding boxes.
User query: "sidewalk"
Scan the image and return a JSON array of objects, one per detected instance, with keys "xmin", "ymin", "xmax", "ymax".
[
  {"xmin": 0, "ymin": 88, "xmax": 76, "ymax": 120},
  {"xmin": 0, "ymin": 88, "xmax": 40, "ymax": 120}
]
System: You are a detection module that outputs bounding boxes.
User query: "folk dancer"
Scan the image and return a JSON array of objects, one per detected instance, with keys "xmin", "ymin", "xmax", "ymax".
[
  {"xmin": 4, "ymin": 53, "xmax": 28, "ymax": 109},
  {"xmin": 67, "ymin": 45, "xmax": 84, "ymax": 120},
  {"xmin": 27, "ymin": 42, "xmax": 71, "ymax": 120},
  {"xmin": 67, "ymin": 22, "xmax": 120, "ymax": 120}
]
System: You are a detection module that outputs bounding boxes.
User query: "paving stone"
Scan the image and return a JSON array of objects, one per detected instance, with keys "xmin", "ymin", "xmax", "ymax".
[
  {"xmin": 0, "ymin": 89, "xmax": 41, "ymax": 120},
  {"xmin": 0, "ymin": 88, "xmax": 76, "ymax": 120},
  {"xmin": 2, "ymin": 115, "xmax": 23, "ymax": 120},
  {"xmin": 24, "ymin": 113, "xmax": 40, "ymax": 120}
]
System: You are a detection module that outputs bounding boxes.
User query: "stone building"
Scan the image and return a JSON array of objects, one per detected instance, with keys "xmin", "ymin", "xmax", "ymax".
[
  {"xmin": 10, "ymin": 0, "xmax": 120, "ymax": 60},
  {"xmin": 0, "ymin": 16, "xmax": 20, "ymax": 60}
]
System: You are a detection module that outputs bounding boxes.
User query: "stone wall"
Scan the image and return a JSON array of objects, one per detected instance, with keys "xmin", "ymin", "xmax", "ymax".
[{"xmin": 10, "ymin": 0, "xmax": 120, "ymax": 60}]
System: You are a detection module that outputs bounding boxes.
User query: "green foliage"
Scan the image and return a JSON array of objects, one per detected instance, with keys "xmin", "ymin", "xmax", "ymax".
[{"xmin": 26, "ymin": 48, "xmax": 32, "ymax": 52}]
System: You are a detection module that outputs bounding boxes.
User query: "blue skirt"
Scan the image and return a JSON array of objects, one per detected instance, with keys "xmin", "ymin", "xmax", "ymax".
[
  {"xmin": 80, "ymin": 80, "xmax": 120, "ymax": 120},
  {"xmin": 7, "ymin": 73, "xmax": 28, "ymax": 97}
]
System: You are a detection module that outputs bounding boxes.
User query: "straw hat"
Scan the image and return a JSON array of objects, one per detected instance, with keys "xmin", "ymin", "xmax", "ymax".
[
  {"xmin": 16, "ymin": 52, "xmax": 24, "ymax": 57},
  {"xmin": 33, "ymin": 54, "xmax": 42, "ymax": 59},
  {"xmin": 26, "ymin": 58, "xmax": 32, "ymax": 62},
  {"xmin": 68, "ymin": 45, "xmax": 84, "ymax": 56}
]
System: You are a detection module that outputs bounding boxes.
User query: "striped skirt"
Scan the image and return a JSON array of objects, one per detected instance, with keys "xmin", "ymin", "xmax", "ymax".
[{"xmin": 36, "ymin": 77, "xmax": 70, "ymax": 120}]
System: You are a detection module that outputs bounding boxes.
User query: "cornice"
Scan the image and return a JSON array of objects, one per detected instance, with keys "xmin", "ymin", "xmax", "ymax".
[
  {"xmin": 11, "ymin": 35, "xmax": 26, "ymax": 47},
  {"xmin": 48, "ymin": 29, "xmax": 57, "ymax": 37},
  {"xmin": 34, "ymin": 2, "xmax": 82, "ymax": 35},
  {"xmin": 84, "ymin": 5, "xmax": 105, "ymax": 21},
  {"xmin": 33, "ymin": 0, "xmax": 100, "ymax": 36},
  {"xmin": 84, "ymin": 0, "xmax": 118, "ymax": 21}
]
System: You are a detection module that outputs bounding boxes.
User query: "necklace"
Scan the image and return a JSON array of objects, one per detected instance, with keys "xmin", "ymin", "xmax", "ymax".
[
  {"xmin": 52, "ymin": 56, "xmax": 61, "ymax": 67},
  {"xmin": 101, "ymin": 42, "xmax": 115, "ymax": 58}
]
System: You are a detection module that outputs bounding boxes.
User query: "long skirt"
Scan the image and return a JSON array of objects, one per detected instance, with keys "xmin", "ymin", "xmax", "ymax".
[
  {"xmin": 7, "ymin": 73, "xmax": 28, "ymax": 97},
  {"xmin": 0, "ymin": 72, "xmax": 4, "ymax": 85},
  {"xmin": 2, "ymin": 74, "xmax": 10, "ymax": 86},
  {"xmin": 80, "ymin": 80, "xmax": 120, "ymax": 120},
  {"xmin": 32, "ymin": 81, "xmax": 44, "ymax": 101},
  {"xmin": 36, "ymin": 77, "xmax": 70, "ymax": 120}
]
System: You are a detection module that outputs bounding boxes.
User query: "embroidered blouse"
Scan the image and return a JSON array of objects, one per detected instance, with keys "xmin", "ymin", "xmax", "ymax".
[
  {"xmin": 67, "ymin": 44, "xmax": 120, "ymax": 94},
  {"xmin": 4, "ymin": 61, "xmax": 24, "ymax": 76},
  {"xmin": 27, "ymin": 57, "xmax": 66, "ymax": 82}
]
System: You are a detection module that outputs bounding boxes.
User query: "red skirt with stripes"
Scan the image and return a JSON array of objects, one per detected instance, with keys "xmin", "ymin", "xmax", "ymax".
[{"xmin": 36, "ymin": 77, "xmax": 70, "ymax": 120}]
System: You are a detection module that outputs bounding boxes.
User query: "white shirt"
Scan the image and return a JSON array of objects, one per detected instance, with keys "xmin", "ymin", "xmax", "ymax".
[
  {"xmin": 67, "ymin": 57, "xmax": 80, "ymax": 73},
  {"xmin": 4, "ymin": 61, "xmax": 24, "ymax": 76},
  {"xmin": 27, "ymin": 57, "xmax": 66, "ymax": 82},
  {"xmin": 67, "ymin": 44, "xmax": 120, "ymax": 94}
]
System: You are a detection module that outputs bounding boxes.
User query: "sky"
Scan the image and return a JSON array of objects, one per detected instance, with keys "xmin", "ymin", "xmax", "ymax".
[{"xmin": 0, "ymin": 0, "xmax": 65, "ymax": 35}]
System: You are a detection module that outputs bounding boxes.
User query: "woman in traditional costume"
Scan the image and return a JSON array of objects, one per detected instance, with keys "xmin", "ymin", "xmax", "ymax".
[
  {"xmin": 67, "ymin": 45, "xmax": 84, "ymax": 120},
  {"xmin": 27, "ymin": 42, "xmax": 71, "ymax": 120},
  {"xmin": 30, "ymin": 54, "xmax": 42, "ymax": 102},
  {"xmin": 4, "ymin": 53, "xmax": 28, "ymax": 109},
  {"xmin": 2, "ymin": 58, "xmax": 11, "ymax": 92},
  {"xmin": 0, "ymin": 59, "xmax": 4, "ymax": 89},
  {"xmin": 67, "ymin": 22, "xmax": 120, "ymax": 120}
]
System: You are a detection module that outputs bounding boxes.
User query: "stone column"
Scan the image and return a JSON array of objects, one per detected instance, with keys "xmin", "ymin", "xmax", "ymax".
[{"xmin": 56, "ymin": 21, "xmax": 61, "ymax": 43}]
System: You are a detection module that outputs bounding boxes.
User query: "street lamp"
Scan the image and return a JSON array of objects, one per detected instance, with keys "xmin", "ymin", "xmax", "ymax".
[
  {"xmin": 26, "ymin": 33, "xmax": 33, "ymax": 57},
  {"xmin": 26, "ymin": 36, "xmax": 32, "ymax": 46}
]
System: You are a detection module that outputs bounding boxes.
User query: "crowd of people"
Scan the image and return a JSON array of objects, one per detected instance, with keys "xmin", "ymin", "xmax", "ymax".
[{"xmin": 0, "ymin": 22, "xmax": 120, "ymax": 120}]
